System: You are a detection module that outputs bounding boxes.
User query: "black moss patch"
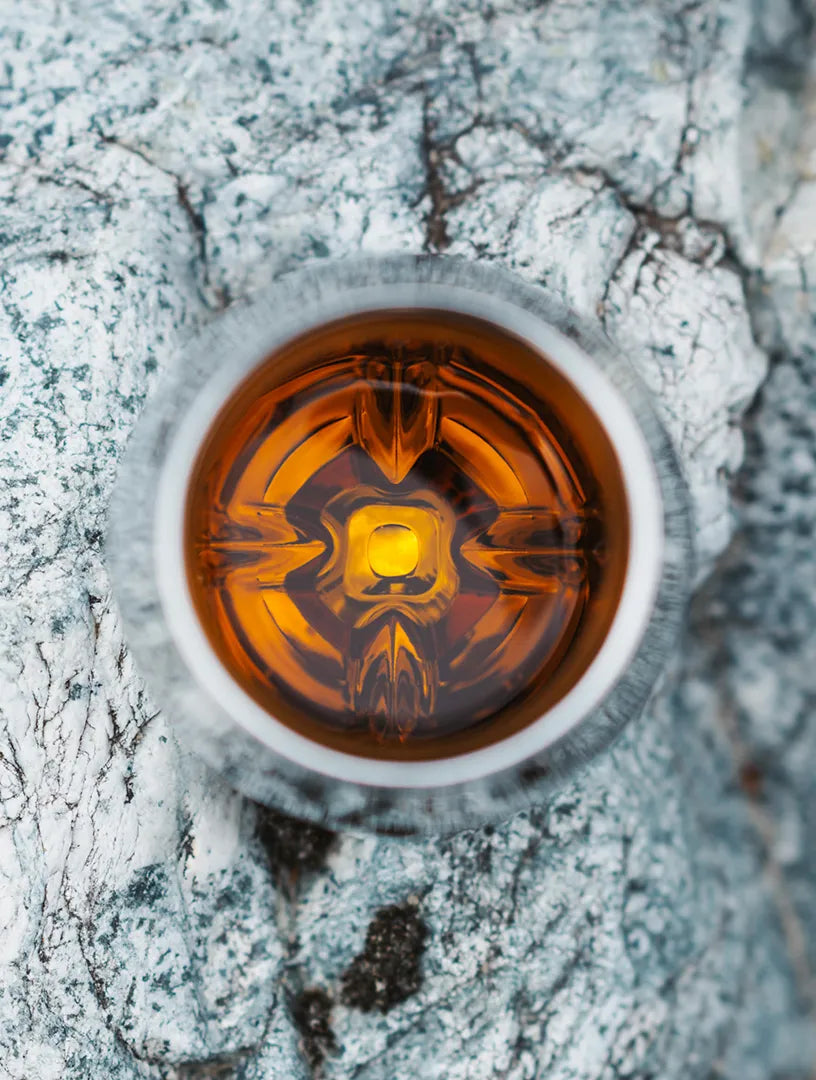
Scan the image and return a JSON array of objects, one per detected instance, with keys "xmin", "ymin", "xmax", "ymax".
[
  {"xmin": 291, "ymin": 987, "xmax": 336, "ymax": 1071},
  {"xmin": 256, "ymin": 806, "xmax": 336, "ymax": 880},
  {"xmin": 341, "ymin": 902, "xmax": 428, "ymax": 1013}
]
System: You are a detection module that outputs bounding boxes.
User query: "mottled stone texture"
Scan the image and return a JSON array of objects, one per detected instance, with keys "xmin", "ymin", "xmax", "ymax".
[{"xmin": 0, "ymin": 1, "xmax": 814, "ymax": 1078}]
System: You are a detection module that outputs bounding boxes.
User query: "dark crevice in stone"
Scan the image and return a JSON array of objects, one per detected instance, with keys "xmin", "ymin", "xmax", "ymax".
[
  {"xmin": 419, "ymin": 93, "xmax": 453, "ymax": 252},
  {"xmin": 255, "ymin": 806, "xmax": 336, "ymax": 886},
  {"xmin": 341, "ymin": 901, "xmax": 428, "ymax": 1013},
  {"xmin": 290, "ymin": 987, "xmax": 337, "ymax": 1073},
  {"xmin": 418, "ymin": 94, "xmax": 482, "ymax": 253},
  {"xmin": 255, "ymin": 807, "xmax": 337, "ymax": 1074},
  {"xmin": 175, "ymin": 178, "xmax": 208, "ymax": 275},
  {"xmin": 739, "ymin": 761, "xmax": 765, "ymax": 799},
  {"xmin": 96, "ymin": 130, "xmax": 231, "ymax": 311}
]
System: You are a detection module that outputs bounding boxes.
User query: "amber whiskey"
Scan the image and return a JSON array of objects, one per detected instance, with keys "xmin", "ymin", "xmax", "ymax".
[{"xmin": 185, "ymin": 311, "xmax": 629, "ymax": 758}]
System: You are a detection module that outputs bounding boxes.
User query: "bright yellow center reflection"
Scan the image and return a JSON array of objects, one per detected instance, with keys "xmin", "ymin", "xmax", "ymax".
[{"xmin": 367, "ymin": 523, "xmax": 420, "ymax": 578}]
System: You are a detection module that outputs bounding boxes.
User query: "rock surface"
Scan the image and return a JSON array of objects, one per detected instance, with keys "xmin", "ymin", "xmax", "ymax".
[{"xmin": 0, "ymin": 1, "xmax": 814, "ymax": 1077}]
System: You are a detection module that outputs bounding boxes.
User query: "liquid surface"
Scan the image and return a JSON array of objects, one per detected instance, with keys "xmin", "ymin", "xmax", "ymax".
[{"xmin": 185, "ymin": 312, "xmax": 629, "ymax": 757}]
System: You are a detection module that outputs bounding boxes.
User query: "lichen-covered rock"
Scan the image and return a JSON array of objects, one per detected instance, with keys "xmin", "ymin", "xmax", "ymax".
[{"xmin": 0, "ymin": 1, "xmax": 814, "ymax": 1077}]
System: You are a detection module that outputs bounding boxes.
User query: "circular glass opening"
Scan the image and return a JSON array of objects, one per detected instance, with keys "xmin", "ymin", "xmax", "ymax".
[{"xmin": 185, "ymin": 309, "xmax": 630, "ymax": 759}]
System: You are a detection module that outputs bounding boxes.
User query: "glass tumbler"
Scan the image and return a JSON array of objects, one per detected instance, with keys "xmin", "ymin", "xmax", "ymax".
[{"xmin": 107, "ymin": 256, "xmax": 692, "ymax": 833}]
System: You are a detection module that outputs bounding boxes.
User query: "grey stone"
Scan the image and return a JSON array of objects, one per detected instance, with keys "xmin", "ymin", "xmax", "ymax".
[{"xmin": 0, "ymin": 1, "xmax": 814, "ymax": 1078}]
